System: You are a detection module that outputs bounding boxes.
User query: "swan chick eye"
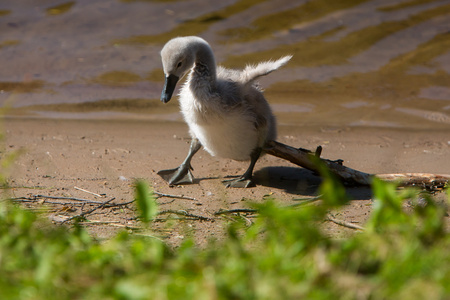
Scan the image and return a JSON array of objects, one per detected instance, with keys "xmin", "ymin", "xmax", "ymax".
[{"xmin": 177, "ymin": 61, "xmax": 182, "ymax": 68}]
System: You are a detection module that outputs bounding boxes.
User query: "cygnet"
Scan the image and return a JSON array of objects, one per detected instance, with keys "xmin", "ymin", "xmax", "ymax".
[{"xmin": 158, "ymin": 36, "xmax": 291, "ymax": 188}]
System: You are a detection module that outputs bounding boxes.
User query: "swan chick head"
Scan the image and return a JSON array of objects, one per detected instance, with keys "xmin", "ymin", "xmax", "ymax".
[{"xmin": 160, "ymin": 37, "xmax": 198, "ymax": 103}]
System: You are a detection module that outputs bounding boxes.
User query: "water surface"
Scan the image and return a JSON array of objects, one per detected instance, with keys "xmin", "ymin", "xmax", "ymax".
[{"xmin": 1, "ymin": 0, "xmax": 450, "ymax": 129}]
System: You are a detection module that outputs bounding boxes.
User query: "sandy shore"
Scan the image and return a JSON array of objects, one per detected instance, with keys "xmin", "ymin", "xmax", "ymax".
[{"xmin": 4, "ymin": 118, "xmax": 450, "ymax": 244}]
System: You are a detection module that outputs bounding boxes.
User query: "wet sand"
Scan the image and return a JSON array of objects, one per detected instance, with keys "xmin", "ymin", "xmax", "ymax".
[{"xmin": 4, "ymin": 118, "xmax": 449, "ymax": 244}]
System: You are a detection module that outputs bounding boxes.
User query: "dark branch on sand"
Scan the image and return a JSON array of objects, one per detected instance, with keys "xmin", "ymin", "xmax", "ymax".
[{"xmin": 265, "ymin": 140, "xmax": 450, "ymax": 191}]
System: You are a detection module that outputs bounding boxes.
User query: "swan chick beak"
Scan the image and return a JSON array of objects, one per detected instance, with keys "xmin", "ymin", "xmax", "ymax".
[{"xmin": 161, "ymin": 74, "xmax": 179, "ymax": 103}]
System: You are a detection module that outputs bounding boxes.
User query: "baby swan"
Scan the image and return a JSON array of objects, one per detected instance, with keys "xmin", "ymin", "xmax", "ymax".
[{"xmin": 158, "ymin": 36, "xmax": 291, "ymax": 188}]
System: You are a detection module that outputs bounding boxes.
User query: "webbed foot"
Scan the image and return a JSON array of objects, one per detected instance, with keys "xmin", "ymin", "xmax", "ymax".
[
  {"xmin": 222, "ymin": 177, "xmax": 255, "ymax": 188},
  {"xmin": 157, "ymin": 166, "xmax": 194, "ymax": 185},
  {"xmin": 158, "ymin": 138, "xmax": 201, "ymax": 186},
  {"xmin": 222, "ymin": 147, "xmax": 262, "ymax": 188}
]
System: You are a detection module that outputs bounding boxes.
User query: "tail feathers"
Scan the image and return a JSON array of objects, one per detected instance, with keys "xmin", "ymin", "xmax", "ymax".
[{"xmin": 240, "ymin": 55, "xmax": 292, "ymax": 85}]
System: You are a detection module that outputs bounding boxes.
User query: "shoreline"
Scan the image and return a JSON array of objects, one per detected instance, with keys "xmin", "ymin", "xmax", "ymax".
[{"xmin": 4, "ymin": 117, "xmax": 450, "ymax": 244}]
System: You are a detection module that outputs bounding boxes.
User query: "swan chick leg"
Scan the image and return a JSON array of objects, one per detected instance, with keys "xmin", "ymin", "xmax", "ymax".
[
  {"xmin": 158, "ymin": 138, "xmax": 201, "ymax": 185},
  {"xmin": 223, "ymin": 147, "xmax": 262, "ymax": 188}
]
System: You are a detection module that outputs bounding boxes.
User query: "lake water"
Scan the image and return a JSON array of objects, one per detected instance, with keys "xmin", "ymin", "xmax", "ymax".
[{"xmin": 1, "ymin": 0, "xmax": 450, "ymax": 129}]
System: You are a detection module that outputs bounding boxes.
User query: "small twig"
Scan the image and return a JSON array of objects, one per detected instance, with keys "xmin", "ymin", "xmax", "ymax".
[
  {"xmin": 78, "ymin": 220, "xmax": 121, "ymax": 225},
  {"xmin": 133, "ymin": 232, "xmax": 164, "ymax": 241},
  {"xmin": 104, "ymin": 223, "xmax": 142, "ymax": 230},
  {"xmin": 104, "ymin": 199, "xmax": 136, "ymax": 208},
  {"xmin": 5, "ymin": 197, "xmax": 36, "ymax": 203},
  {"xmin": 214, "ymin": 208, "xmax": 257, "ymax": 216},
  {"xmin": 239, "ymin": 214, "xmax": 253, "ymax": 226},
  {"xmin": 288, "ymin": 200, "xmax": 323, "ymax": 208},
  {"xmin": 26, "ymin": 208, "xmax": 60, "ymax": 212},
  {"xmin": 34, "ymin": 195, "xmax": 104, "ymax": 204},
  {"xmin": 293, "ymin": 195, "xmax": 322, "ymax": 202},
  {"xmin": 326, "ymin": 213, "xmax": 365, "ymax": 231},
  {"xmin": 3, "ymin": 185, "xmax": 51, "ymax": 190},
  {"xmin": 36, "ymin": 200, "xmax": 82, "ymax": 206},
  {"xmin": 153, "ymin": 217, "xmax": 204, "ymax": 222},
  {"xmin": 74, "ymin": 186, "xmax": 105, "ymax": 198},
  {"xmin": 61, "ymin": 198, "xmax": 116, "ymax": 224},
  {"xmin": 154, "ymin": 191, "xmax": 198, "ymax": 201},
  {"xmin": 6, "ymin": 195, "xmax": 103, "ymax": 204},
  {"xmin": 7, "ymin": 197, "xmax": 99, "ymax": 207},
  {"xmin": 157, "ymin": 209, "xmax": 214, "ymax": 221},
  {"xmin": 158, "ymin": 199, "xmax": 176, "ymax": 205}
]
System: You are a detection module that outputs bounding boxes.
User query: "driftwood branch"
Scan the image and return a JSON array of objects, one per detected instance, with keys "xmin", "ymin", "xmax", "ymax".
[
  {"xmin": 265, "ymin": 140, "xmax": 450, "ymax": 190},
  {"xmin": 375, "ymin": 173, "xmax": 450, "ymax": 190}
]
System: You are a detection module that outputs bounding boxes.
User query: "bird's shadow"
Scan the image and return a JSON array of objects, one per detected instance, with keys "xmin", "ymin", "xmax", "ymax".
[{"xmin": 253, "ymin": 166, "xmax": 373, "ymax": 200}]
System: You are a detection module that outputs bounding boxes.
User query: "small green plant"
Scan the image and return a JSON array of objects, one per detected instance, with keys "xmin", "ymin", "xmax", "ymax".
[
  {"xmin": 0, "ymin": 113, "xmax": 23, "ymax": 188},
  {"xmin": 134, "ymin": 180, "xmax": 157, "ymax": 223},
  {"xmin": 0, "ymin": 172, "xmax": 448, "ymax": 299}
]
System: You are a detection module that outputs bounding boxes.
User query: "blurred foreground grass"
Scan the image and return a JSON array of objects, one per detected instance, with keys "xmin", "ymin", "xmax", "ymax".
[{"xmin": 0, "ymin": 174, "xmax": 449, "ymax": 299}]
